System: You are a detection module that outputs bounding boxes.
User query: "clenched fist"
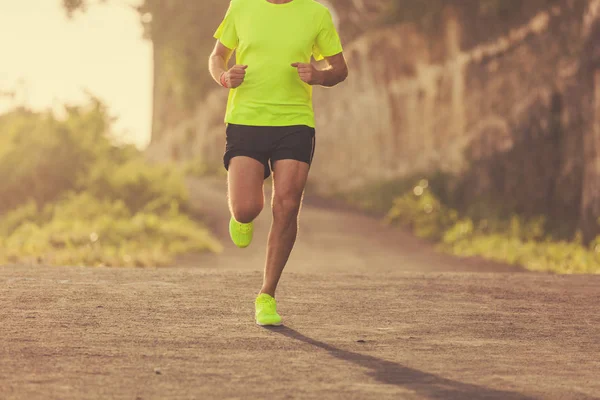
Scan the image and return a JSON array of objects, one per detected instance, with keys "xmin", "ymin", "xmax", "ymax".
[
  {"xmin": 291, "ymin": 62, "xmax": 323, "ymax": 86},
  {"xmin": 222, "ymin": 64, "xmax": 248, "ymax": 88}
]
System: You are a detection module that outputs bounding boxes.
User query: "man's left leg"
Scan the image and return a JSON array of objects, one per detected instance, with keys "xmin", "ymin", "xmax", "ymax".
[
  {"xmin": 255, "ymin": 159, "xmax": 309, "ymax": 326},
  {"xmin": 262, "ymin": 159, "xmax": 310, "ymax": 296}
]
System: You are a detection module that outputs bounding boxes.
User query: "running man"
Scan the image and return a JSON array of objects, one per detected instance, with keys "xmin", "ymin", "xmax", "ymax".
[{"xmin": 209, "ymin": 0, "xmax": 348, "ymax": 326}]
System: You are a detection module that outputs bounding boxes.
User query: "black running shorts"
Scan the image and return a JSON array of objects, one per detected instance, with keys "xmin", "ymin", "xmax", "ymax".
[{"xmin": 224, "ymin": 124, "xmax": 316, "ymax": 179}]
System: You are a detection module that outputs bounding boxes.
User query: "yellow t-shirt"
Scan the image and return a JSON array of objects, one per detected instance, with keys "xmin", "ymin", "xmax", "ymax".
[{"xmin": 214, "ymin": 0, "xmax": 343, "ymax": 127}]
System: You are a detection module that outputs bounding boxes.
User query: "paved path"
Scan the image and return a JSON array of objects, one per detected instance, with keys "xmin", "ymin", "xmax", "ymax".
[{"xmin": 1, "ymin": 178, "xmax": 599, "ymax": 399}]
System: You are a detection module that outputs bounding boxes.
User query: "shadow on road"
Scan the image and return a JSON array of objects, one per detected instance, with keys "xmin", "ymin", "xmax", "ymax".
[{"xmin": 268, "ymin": 326, "xmax": 534, "ymax": 400}]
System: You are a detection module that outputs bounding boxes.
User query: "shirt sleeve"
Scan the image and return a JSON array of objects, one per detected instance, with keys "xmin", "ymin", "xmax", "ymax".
[
  {"xmin": 214, "ymin": 2, "xmax": 239, "ymax": 50},
  {"xmin": 313, "ymin": 9, "xmax": 343, "ymax": 61}
]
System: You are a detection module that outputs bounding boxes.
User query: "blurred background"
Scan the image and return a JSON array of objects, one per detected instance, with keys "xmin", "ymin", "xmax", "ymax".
[{"xmin": 1, "ymin": 0, "xmax": 599, "ymax": 273}]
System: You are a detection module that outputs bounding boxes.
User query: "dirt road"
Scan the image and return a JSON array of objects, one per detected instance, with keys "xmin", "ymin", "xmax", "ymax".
[{"xmin": 1, "ymin": 178, "xmax": 599, "ymax": 399}]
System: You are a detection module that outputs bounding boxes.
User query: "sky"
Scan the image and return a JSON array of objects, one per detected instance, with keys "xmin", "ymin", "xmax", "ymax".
[{"xmin": 0, "ymin": 0, "xmax": 152, "ymax": 148}]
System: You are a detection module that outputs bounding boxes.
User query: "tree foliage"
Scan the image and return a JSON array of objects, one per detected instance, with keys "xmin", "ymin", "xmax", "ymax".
[{"xmin": 62, "ymin": 0, "xmax": 109, "ymax": 17}]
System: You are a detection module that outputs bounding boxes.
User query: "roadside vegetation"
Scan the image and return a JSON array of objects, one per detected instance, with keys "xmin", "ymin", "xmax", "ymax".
[
  {"xmin": 340, "ymin": 178, "xmax": 600, "ymax": 274},
  {"xmin": 0, "ymin": 99, "xmax": 221, "ymax": 267}
]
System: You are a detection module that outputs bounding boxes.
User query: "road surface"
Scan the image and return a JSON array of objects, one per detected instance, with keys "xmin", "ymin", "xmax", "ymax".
[{"xmin": 1, "ymin": 178, "xmax": 599, "ymax": 399}]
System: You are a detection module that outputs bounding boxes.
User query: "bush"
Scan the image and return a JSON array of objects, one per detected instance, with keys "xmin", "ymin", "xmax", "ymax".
[
  {"xmin": 0, "ymin": 192, "xmax": 221, "ymax": 267},
  {"xmin": 386, "ymin": 180, "xmax": 459, "ymax": 241},
  {"xmin": 385, "ymin": 181, "xmax": 600, "ymax": 274},
  {"xmin": 0, "ymin": 100, "xmax": 220, "ymax": 266},
  {"xmin": 180, "ymin": 158, "xmax": 225, "ymax": 178},
  {"xmin": 85, "ymin": 157, "xmax": 189, "ymax": 214},
  {"xmin": 335, "ymin": 173, "xmax": 452, "ymax": 215},
  {"xmin": 0, "ymin": 102, "xmax": 112, "ymax": 213}
]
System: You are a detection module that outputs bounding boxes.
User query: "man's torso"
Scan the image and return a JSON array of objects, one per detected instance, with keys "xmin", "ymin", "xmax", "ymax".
[{"xmin": 218, "ymin": 0, "xmax": 331, "ymax": 127}]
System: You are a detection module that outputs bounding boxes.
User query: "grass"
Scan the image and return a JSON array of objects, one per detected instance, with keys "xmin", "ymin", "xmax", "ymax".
[
  {"xmin": 339, "ymin": 178, "xmax": 600, "ymax": 274},
  {"xmin": 0, "ymin": 193, "xmax": 221, "ymax": 267}
]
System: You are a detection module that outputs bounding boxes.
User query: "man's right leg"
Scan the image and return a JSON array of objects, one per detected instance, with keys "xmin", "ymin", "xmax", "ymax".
[{"xmin": 227, "ymin": 156, "xmax": 265, "ymax": 247}]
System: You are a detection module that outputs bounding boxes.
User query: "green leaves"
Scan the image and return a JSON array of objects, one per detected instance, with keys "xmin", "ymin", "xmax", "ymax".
[
  {"xmin": 0, "ymin": 100, "xmax": 220, "ymax": 266},
  {"xmin": 385, "ymin": 180, "xmax": 600, "ymax": 274}
]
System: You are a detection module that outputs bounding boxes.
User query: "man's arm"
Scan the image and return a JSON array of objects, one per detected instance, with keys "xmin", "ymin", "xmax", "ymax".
[
  {"xmin": 291, "ymin": 52, "xmax": 348, "ymax": 87},
  {"xmin": 209, "ymin": 40, "xmax": 247, "ymax": 88}
]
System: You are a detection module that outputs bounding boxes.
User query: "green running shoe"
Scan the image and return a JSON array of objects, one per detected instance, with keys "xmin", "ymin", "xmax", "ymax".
[
  {"xmin": 255, "ymin": 293, "xmax": 283, "ymax": 326},
  {"xmin": 229, "ymin": 217, "xmax": 253, "ymax": 248}
]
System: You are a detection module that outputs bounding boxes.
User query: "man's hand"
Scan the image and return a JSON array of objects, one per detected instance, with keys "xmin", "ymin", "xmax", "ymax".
[
  {"xmin": 291, "ymin": 62, "xmax": 323, "ymax": 86},
  {"xmin": 223, "ymin": 64, "xmax": 248, "ymax": 88}
]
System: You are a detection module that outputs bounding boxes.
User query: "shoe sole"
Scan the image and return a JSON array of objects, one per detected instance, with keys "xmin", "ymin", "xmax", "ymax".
[{"xmin": 256, "ymin": 321, "xmax": 283, "ymax": 327}]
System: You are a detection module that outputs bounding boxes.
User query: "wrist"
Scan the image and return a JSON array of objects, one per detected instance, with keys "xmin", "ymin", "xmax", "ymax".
[
  {"xmin": 316, "ymin": 70, "xmax": 326, "ymax": 86},
  {"xmin": 219, "ymin": 71, "xmax": 229, "ymax": 88}
]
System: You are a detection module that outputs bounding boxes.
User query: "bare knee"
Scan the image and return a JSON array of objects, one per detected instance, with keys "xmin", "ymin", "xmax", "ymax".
[
  {"xmin": 231, "ymin": 201, "xmax": 263, "ymax": 223},
  {"xmin": 272, "ymin": 194, "xmax": 302, "ymax": 221}
]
